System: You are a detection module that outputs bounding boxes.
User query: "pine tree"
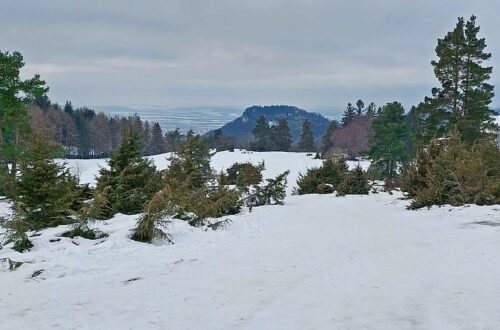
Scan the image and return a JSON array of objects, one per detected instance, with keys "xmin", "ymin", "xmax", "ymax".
[
  {"xmin": 297, "ymin": 119, "xmax": 315, "ymax": 152},
  {"xmin": 366, "ymin": 102, "xmax": 377, "ymax": 116},
  {"xmin": 341, "ymin": 103, "xmax": 356, "ymax": 127},
  {"xmin": 273, "ymin": 118, "xmax": 292, "ymax": 151},
  {"xmin": 148, "ymin": 122, "xmax": 166, "ymax": 155},
  {"xmin": 13, "ymin": 135, "xmax": 78, "ymax": 230},
  {"xmin": 0, "ymin": 51, "xmax": 48, "ymax": 196},
  {"xmin": 320, "ymin": 120, "xmax": 339, "ymax": 153},
  {"xmin": 368, "ymin": 102, "xmax": 411, "ymax": 179},
  {"xmin": 96, "ymin": 128, "xmax": 161, "ymax": 217},
  {"xmin": 142, "ymin": 121, "xmax": 152, "ymax": 155},
  {"xmin": 355, "ymin": 99, "xmax": 365, "ymax": 115},
  {"xmin": 419, "ymin": 16, "xmax": 495, "ymax": 144},
  {"xmin": 460, "ymin": 16, "xmax": 496, "ymax": 143},
  {"xmin": 165, "ymin": 128, "xmax": 183, "ymax": 152},
  {"xmin": 251, "ymin": 116, "xmax": 270, "ymax": 151},
  {"xmin": 63, "ymin": 101, "xmax": 74, "ymax": 116}
]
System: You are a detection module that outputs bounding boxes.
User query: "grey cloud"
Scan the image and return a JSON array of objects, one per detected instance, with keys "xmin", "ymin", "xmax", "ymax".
[{"xmin": 1, "ymin": 0, "xmax": 498, "ymax": 109}]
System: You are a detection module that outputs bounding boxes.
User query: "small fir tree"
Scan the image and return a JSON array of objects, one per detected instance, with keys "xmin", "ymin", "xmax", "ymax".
[
  {"xmin": 337, "ymin": 165, "xmax": 370, "ymax": 196},
  {"xmin": 96, "ymin": 128, "xmax": 162, "ymax": 217},
  {"xmin": 13, "ymin": 135, "xmax": 78, "ymax": 230}
]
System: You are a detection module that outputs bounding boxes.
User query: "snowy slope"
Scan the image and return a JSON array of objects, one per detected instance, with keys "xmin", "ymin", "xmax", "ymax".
[
  {"xmin": 61, "ymin": 150, "xmax": 369, "ymax": 194},
  {"xmin": 1, "ymin": 152, "xmax": 499, "ymax": 329}
]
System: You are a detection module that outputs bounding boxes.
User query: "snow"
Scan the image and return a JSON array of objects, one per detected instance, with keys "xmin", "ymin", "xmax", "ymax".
[
  {"xmin": 1, "ymin": 151, "xmax": 499, "ymax": 329},
  {"xmin": 61, "ymin": 150, "xmax": 370, "ymax": 194}
]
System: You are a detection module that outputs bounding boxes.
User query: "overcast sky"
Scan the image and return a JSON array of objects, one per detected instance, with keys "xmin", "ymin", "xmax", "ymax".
[{"xmin": 2, "ymin": 0, "xmax": 499, "ymax": 110}]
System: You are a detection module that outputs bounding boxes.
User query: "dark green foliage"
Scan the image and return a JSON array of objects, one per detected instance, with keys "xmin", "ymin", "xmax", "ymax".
[
  {"xmin": 61, "ymin": 226, "xmax": 108, "ymax": 240},
  {"xmin": 250, "ymin": 116, "xmax": 269, "ymax": 151},
  {"xmin": 273, "ymin": 118, "xmax": 292, "ymax": 151},
  {"xmin": 63, "ymin": 189, "xmax": 110, "ymax": 239},
  {"xmin": 296, "ymin": 158, "xmax": 348, "ymax": 194},
  {"xmin": 146, "ymin": 122, "xmax": 166, "ymax": 155},
  {"xmin": 297, "ymin": 119, "xmax": 315, "ymax": 152},
  {"xmin": 166, "ymin": 135, "xmax": 213, "ymax": 190},
  {"xmin": 368, "ymin": 102, "xmax": 411, "ymax": 179},
  {"xmin": 7, "ymin": 230, "xmax": 33, "ymax": 253},
  {"xmin": 164, "ymin": 128, "xmax": 184, "ymax": 152},
  {"xmin": 337, "ymin": 165, "xmax": 371, "ymax": 196},
  {"xmin": 96, "ymin": 128, "xmax": 162, "ymax": 218},
  {"xmin": 417, "ymin": 16, "xmax": 496, "ymax": 145},
  {"xmin": 210, "ymin": 129, "xmax": 235, "ymax": 152},
  {"xmin": 0, "ymin": 165, "xmax": 8, "ymax": 196},
  {"xmin": 131, "ymin": 187, "xmax": 176, "ymax": 243},
  {"xmin": 341, "ymin": 103, "xmax": 357, "ymax": 127},
  {"xmin": 13, "ymin": 135, "xmax": 78, "ymax": 230},
  {"xmin": 0, "ymin": 50, "xmax": 48, "ymax": 195},
  {"xmin": 366, "ymin": 161, "xmax": 386, "ymax": 181},
  {"xmin": 250, "ymin": 116, "xmax": 292, "ymax": 151},
  {"xmin": 248, "ymin": 171, "xmax": 290, "ymax": 208},
  {"xmin": 321, "ymin": 120, "xmax": 339, "ymax": 153},
  {"xmin": 401, "ymin": 136, "xmax": 500, "ymax": 209},
  {"xmin": 225, "ymin": 162, "xmax": 264, "ymax": 189},
  {"xmin": 132, "ymin": 136, "xmax": 243, "ymax": 242}
]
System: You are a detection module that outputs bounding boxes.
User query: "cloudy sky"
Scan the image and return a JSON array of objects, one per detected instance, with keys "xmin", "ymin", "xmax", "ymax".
[{"xmin": 2, "ymin": 0, "xmax": 499, "ymax": 110}]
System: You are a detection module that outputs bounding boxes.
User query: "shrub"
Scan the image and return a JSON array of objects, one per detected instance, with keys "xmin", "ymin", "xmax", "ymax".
[
  {"xmin": 401, "ymin": 136, "xmax": 500, "ymax": 209},
  {"xmin": 131, "ymin": 136, "xmax": 243, "ymax": 242},
  {"xmin": 337, "ymin": 165, "xmax": 371, "ymax": 195},
  {"xmin": 247, "ymin": 171, "xmax": 290, "ymax": 209},
  {"xmin": 225, "ymin": 162, "xmax": 264, "ymax": 189},
  {"xmin": 296, "ymin": 158, "xmax": 348, "ymax": 194}
]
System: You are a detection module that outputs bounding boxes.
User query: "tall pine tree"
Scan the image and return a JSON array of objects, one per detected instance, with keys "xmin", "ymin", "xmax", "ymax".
[
  {"xmin": 297, "ymin": 119, "xmax": 315, "ymax": 152},
  {"xmin": 273, "ymin": 118, "xmax": 292, "ymax": 151},
  {"xmin": 0, "ymin": 51, "xmax": 48, "ymax": 196},
  {"xmin": 418, "ymin": 16, "xmax": 495, "ymax": 144},
  {"xmin": 251, "ymin": 116, "xmax": 269, "ymax": 151}
]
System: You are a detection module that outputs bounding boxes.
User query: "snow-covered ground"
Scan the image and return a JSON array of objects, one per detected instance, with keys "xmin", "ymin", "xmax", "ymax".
[
  {"xmin": 1, "ymin": 151, "xmax": 499, "ymax": 329},
  {"xmin": 60, "ymin": 150, "xmax": 370, "ymax": 194}
]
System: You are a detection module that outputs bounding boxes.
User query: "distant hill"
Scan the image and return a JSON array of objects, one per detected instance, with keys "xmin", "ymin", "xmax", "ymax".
[{"xmin": 206, "ymin": 105, "xmax": 331, "ymax": 145}]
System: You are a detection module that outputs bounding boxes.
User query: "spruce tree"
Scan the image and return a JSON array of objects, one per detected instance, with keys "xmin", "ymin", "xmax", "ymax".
[
  {"xmin": 273, "ymin": 118, "xmax": 292, "ymax": 151},
  {"xmin": 366, "ymin": 102, "xmax": 377, "ymax": 116},
  {"xmin": 419, "ymin": 16, "xmax": 495, "ymax": 144},
  {"xmin": 251, "ymin": 116, "xmax": 270, "ymax": 151},
  {"xmin": 96, "ymin": 128, "xmax": 161, "ymax": 217},
  {"xmin": 13, "ymin": 135, "xmax": 78, "ymax": 230},
  {"xmin": 148, "ymin": 122, "xmax": 166, "ymax": 155},
  {"xmin": 320, "ymin": 120, "xmax": 339, "ymax": 153},
  {"xmin": 355, "ymin": 99, "xmax": 365, "ymax": 115},
  {"xmin": 341, "ymin": 103, "xmax": 356, "ymax": 127},
  {"xmin": 165, "ymin": 128, "xmax": 183, "ymax": 152},
  {"xmin": 297, "ymin": 119, "xmax": 315, "ymax": 152},
  {"xmin": 368, "ymin": 102, "xmax": 411, "ymax": 179}
]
